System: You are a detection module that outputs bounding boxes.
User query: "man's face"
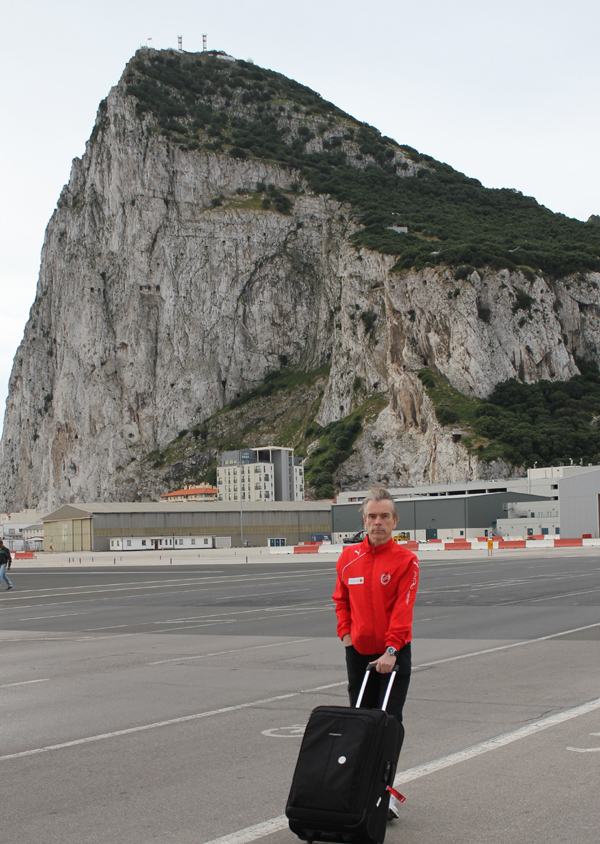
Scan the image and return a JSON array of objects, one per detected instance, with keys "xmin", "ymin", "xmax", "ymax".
[{"xmin": 363, "ymin": 499, "xmax": 398, "ymax": 546}]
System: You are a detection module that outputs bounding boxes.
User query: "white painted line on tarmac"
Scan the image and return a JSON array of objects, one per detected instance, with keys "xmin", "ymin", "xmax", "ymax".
[
  {"xmin": 416, "ymin": 620, "xmax": 600, "ymax": 669},
  {"xmin": 567, "ymin": 731, "xmax": 600, "ymax": 752},
  {"xmin": 211, "ymin": 589, "xmax": 310, "ymax": 601},
  {"xmin": 151, "ymin": 603, "xmax": 328, "ymax": 625},
  {"xmin": 0, "ymin": 679, "xmax": 49, "ymax": 689},
  {"xmin": 200, "ymin": 817, "xmax": 290, "ymax": 844},
  {"xmin": 529, "ymin": 585, "xmax": 600, "ymax": 602},
  {"xmin": 0, "ymin": 680, "xmax": 344, "ymax": 763},
  {"xmin": 3, "ymin": 621, "xmax": 598, "ymax": 765},
  {"xmin": 0, "ymin": 570, "xmax": 331, "ymax": 605},
  {"xmin": 18, "ymin": 612, "xmax": 88, "ymax": 621},
  {"xmin": 394, "ymin": 696, "xmax": 600, "ymax": 784},
  {"xmin": 148, "ymin": 638, "xmax": 313, "ymax": 665},
  {"xmin": 199, "ymin": 696, "xmax": 600, "ymax": 844}
]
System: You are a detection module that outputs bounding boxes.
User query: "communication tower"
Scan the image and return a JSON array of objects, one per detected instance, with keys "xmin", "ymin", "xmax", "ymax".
[
  {"xmin": 178, "ymin": 35, "xmax": 183, "ymax": 51},
  {"xmin": 202, "ymin": 34, "xmax": 207, "ymax": 51}
]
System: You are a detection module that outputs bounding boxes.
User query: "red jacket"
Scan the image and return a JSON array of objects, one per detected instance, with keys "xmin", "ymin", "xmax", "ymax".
[{"xmin": 333, "ymin": 536, "xmax": 419, "ymax": 655}]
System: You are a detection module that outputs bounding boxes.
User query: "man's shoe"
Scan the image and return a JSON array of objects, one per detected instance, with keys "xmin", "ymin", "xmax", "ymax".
[
  {"xmin": 387, "ymin": 793, "xmax": 401, "ymax": 820},
  {"xmin": 7, "ymin": 585, "xmax": 14, "ymax": 590}
]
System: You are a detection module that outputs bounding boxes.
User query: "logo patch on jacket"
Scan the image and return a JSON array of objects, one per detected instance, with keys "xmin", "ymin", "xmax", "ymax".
[
  {"xmin": 348, "ymin": 577, "xmax": 364, "ymax": 585},
  {"xmin": 381, "ymin": 573, "xmax": 391, "ymax": 586}
]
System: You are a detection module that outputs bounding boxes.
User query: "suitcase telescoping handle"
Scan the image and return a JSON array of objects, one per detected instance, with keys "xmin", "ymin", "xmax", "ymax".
[{"xmin": 355, "ymin": 663, "xmax": 398, "ymax": 711}]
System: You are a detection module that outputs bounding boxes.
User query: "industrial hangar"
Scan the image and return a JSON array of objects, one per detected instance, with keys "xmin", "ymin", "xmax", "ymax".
[
  {"xmin": 43, "ymin": 500, "xmax": 332, "ymax": 553},
  {"xmin": 43, "ymin": 464, "xmax": 599, "ymax": 552},
  {"xmin": 332, "ymin": 491, "xmax": 553, "ymax": 542}
]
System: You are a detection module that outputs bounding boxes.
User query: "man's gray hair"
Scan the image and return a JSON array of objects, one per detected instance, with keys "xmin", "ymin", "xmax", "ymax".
[{"xmin": 360, "ymin": 487, "xmax": 398, "ymax": 519}]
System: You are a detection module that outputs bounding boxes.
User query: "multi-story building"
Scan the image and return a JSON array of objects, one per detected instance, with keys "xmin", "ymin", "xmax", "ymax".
[{"xmin": 217, "ymin": 446, "xmax": 304, "ymax": 502}]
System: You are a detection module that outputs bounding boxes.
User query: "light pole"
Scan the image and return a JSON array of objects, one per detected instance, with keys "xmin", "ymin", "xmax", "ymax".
[{"xmin": 240, "ymin": 484, "xmax": 244, "ymax": 548}]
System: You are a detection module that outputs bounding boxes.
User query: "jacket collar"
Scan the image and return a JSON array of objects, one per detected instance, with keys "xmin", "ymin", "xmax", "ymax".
[{"xmin": 362, "ymin": 536, "xmax": 395, "ymax": 553}]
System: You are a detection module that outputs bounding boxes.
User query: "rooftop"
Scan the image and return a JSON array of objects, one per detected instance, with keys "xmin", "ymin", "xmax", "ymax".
[{"xmin": 44, "ymin": 500, "xmax": 332, "ymax": 521}]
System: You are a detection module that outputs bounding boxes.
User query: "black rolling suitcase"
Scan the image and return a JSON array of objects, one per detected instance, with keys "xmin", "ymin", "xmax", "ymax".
[{"xmin": 286, "ymin": 665, "xmax": 403, "ymax": 844}]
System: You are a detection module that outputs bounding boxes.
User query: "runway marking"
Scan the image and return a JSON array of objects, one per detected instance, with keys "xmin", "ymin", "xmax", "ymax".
[
  {"xmin": 198, "ymin": 696, "xmax": 600, "ymax": 844},
  {"xmin": 200, "ymin": 817, "xmax": 290, "ymax": 844},
  {"xmin": 148, "ymin": 638, "xmax": 313, "ymax": 665},
  {"xmin": 0, "ymin": 571, "xmax": 332, "ymax": 610},
  {"xmin": 567, "ymin": 732, "xmax": 600, "ymax": 752},
  {"xmin": 0, "ymin": 681, "xmax": 344, "ymax": 763},
  {"xmin": 151, "ymin": 602, "xmax": 331, "ymax": 625},
  {"xmin": 18, "ymin": 612, "xmax": 88, "ymax": 621},
  {"xmin": 0, "ymin": 679, "xmax": 49, "ymax": 689},
  {"xmin": 153, "ymin": 607, "xmax": 331, "ymax": 635},
  {"xmin": 528, "ymin": 585, "xmax": 600, "ymax": 602},
  {"xmin": 395, "ymin": 699, "xmax": 600, "ymax": 783},
  {"xmin": 2, "ymin": 618, "xmax": 599, "ymax": 765},
  {"xmin": 419, "ymin": 570, "xmax": 600, "ymax": 597},
  {"xmin": 210, "ymin": 589, "xmax": 310, "ymax": 601},
  {"xmin": 0, "ymin": 611, "xmax": 326, "ymax": 642},
  {"xmin": 416, "ymin": 620, "xmax": 600, "ymax": 669}
]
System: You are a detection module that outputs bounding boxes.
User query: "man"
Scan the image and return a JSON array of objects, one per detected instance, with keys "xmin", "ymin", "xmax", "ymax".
[
  {"xmin": 0, "ymin": 540, "xmax": 14, "ymax": 591},
  {"xmin": 332, "ymin": 488, "xmax": 419, "ymax": 819}
]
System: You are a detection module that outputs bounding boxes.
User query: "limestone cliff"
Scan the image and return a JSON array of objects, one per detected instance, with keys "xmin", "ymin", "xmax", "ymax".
[{"xmin": 1, "ymin": 50, "xmax": 599, "ymax": 509}]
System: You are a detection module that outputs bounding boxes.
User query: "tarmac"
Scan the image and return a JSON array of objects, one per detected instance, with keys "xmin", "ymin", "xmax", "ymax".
[{"xmin": 10, "ymin": 540, "xmax": 600, "ymax": 567}]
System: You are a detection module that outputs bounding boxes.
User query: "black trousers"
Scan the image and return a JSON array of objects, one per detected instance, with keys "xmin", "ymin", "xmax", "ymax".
[{"xmin": 345, "ymin": 642, "xmax": 412, "ymax": 754}]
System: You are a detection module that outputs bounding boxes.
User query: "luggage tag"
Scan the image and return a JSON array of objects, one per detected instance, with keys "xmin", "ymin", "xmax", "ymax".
[{"xmin": 386, "ymin": 786, "xmax": 406, "ymax": 804}]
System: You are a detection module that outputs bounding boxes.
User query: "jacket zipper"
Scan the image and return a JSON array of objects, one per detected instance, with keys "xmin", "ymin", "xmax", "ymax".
[{"xmin": 369, "ymin": 545, "xmax": 377, "ymax": 652}]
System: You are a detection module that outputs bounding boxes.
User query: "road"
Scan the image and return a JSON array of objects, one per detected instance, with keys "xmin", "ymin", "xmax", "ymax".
[{"xmin": 1, "ymin": 548, "xmax": 599, "ymax": 843}]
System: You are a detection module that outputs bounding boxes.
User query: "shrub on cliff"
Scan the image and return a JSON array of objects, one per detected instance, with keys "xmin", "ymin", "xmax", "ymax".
[{"xmin": 123, "ymin": 49, "xmax": 600, "ymax": 278}]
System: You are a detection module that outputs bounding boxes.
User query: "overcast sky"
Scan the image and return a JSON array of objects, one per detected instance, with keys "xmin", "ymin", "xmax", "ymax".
[{"xmin": 1, "ymin": 0, "xmax": 599, "ymax": 434}]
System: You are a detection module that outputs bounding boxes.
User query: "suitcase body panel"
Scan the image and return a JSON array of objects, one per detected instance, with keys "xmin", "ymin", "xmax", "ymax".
[{"xmin": 286, "ymin": 703, "xmax": 401, "ymax": 844}]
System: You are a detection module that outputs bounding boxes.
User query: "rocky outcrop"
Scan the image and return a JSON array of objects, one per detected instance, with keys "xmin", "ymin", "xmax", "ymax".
[{"xmin": 1, "ymin": 59, "xmax": 599, "ymax": 509}]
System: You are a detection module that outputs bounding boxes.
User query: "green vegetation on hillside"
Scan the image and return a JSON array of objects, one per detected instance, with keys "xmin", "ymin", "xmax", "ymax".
[
  {"xmin": 419, "ymin": 362, "xmax": 600, "ymax": 468},
  {"xmin": 120, "ymin": 49, "xmax": 600, "ymax": 277},
  {"xmin": 136, "ymin": 365, "xmax": 388, "ymax": 499},
  {"xmin": 303, "ymin": 393, "xmax": 388, "ymax": 499}
]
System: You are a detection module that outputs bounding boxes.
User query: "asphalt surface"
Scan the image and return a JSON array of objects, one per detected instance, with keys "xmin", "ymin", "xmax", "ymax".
[{"xmin": 1, "ymin": 548, "xmax": 599, "ymax": 843}]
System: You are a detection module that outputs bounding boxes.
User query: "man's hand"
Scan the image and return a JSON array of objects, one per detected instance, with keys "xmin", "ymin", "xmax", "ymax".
[
  {"xmin": 342, "ymin": 634, "xmax": 352, "ymax": 647},
  {"xmin": 370, "ymin": 651, "xmax": 396, "ymax": 674}
]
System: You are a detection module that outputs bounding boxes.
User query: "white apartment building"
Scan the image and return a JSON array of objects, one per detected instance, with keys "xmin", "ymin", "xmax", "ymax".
[
  {"xmin": 217, "ymin": 447, "xmax": 304, "ymax": 502},
  {"xmin": 218, "ymin": 459, "xmax": 275, "ymax": 502}
]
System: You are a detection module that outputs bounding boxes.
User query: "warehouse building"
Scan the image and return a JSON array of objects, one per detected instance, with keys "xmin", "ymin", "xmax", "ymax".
[
  {"xmin": 332, "ymin": 491, "xmax": 553, "ymax": 543},
  {"xmin": 559, "ymin": 466, "xmax": 600, "ymax": 538},
  {"xmin": 42, "ymin": 500, "xmax": 332, "ymax": 552}
]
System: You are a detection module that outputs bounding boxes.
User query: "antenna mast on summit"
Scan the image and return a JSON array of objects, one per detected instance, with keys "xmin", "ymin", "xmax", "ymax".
[
  {"xmin": 178, "ymin": 35, "xmax": 183, "ymax": 51},
  {"xmin": 202, "ymin": 34, "xmax": 207, "ymax": 51}
]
